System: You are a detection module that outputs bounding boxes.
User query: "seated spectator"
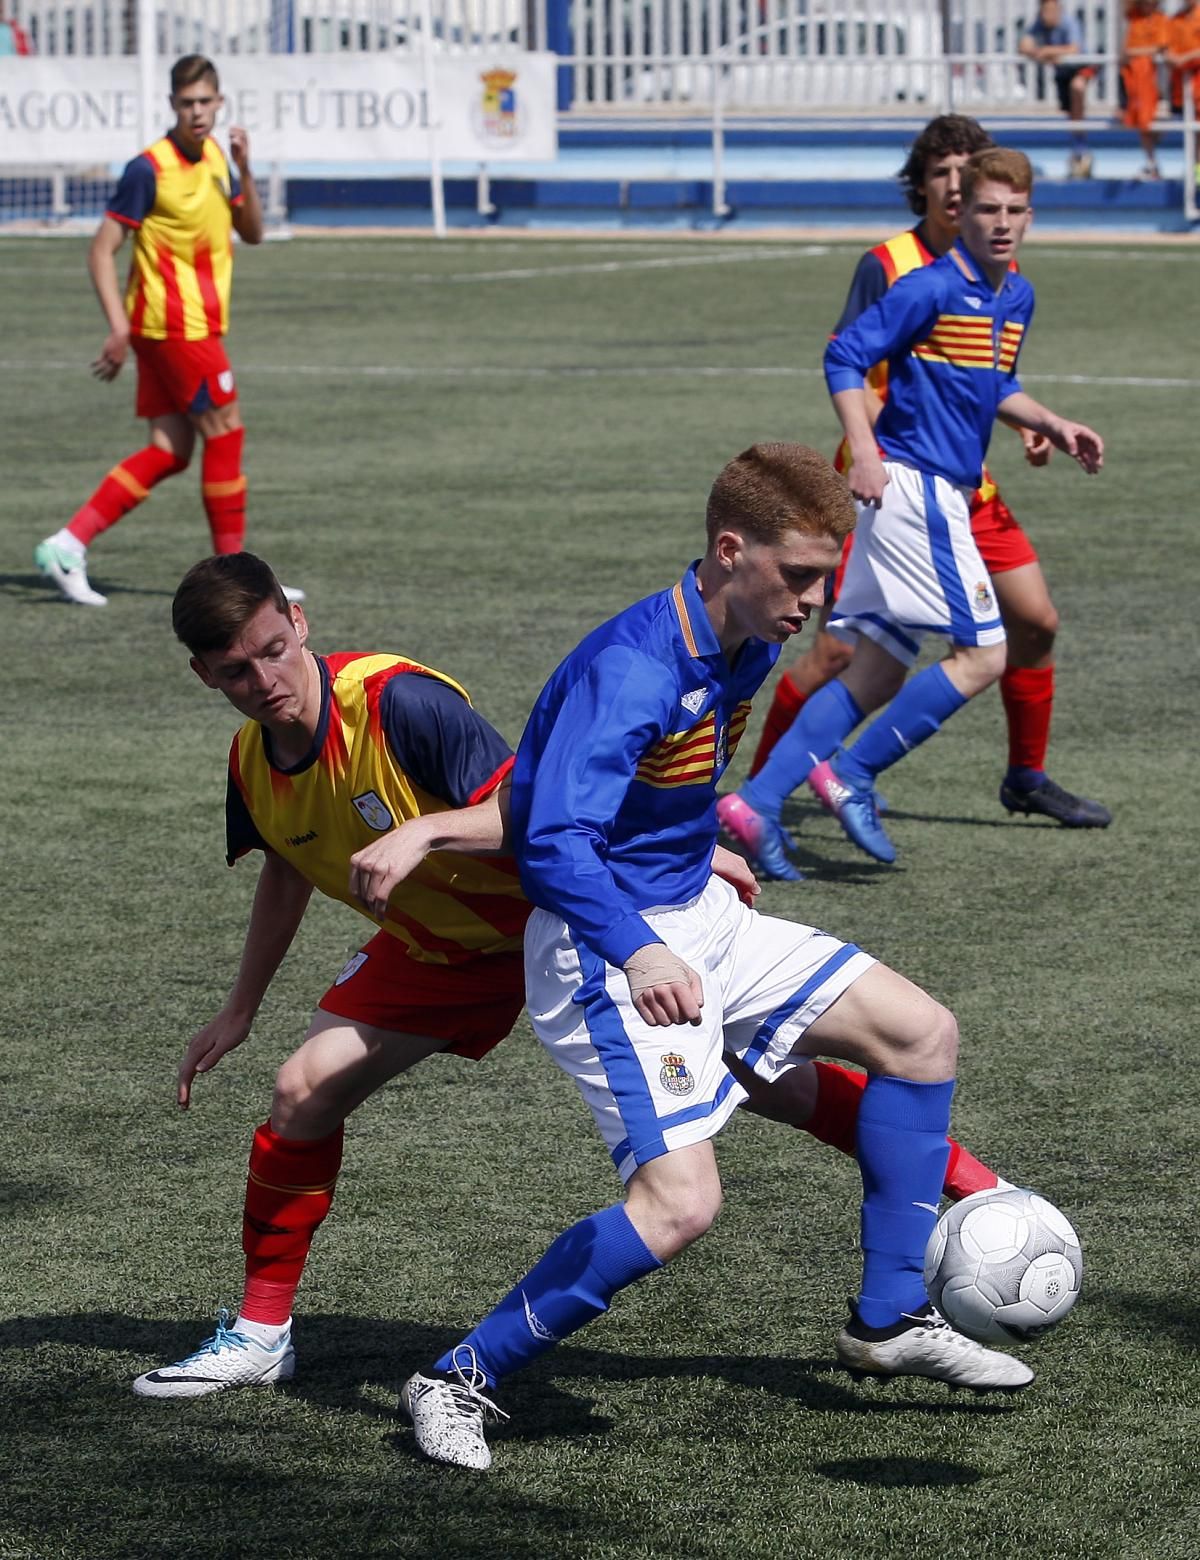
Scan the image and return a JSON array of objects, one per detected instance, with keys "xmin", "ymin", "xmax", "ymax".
[
  {"xmin": 1020, "ymin": 0, "xmax": 1095, "ymax": 176},
  {"xmin": 1167, "ymin": 0, "xmax": 1200, "ymax": 121},
  {"xmin": 1121, "ymin": 0, "xmax": 1170, "ymax": 178}
]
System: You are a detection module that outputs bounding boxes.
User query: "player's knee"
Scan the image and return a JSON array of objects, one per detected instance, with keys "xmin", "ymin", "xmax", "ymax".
[
  {"xmin": 662, "ymin": 1189, "xmax": 723, "ymax": 1254},
  {"xmin": 877, "ymin": 995, "xmax": 959, "ymax": 1081},
  {"xmin": 271, "ymin": 1054, "xmax": 337, "ymax": 1136}
]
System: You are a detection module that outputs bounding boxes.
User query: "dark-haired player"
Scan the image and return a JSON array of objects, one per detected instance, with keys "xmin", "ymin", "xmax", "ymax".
[
  {"xmin": 34, "ymin": 57, "xmax": 298, "ymax": 606},
  {"xmin": 720, "ymin": 116, "xmax": 1109, "ymax": 880}
]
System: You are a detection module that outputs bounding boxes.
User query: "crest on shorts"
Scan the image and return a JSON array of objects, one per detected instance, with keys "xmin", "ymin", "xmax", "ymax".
[
  {"xmin": 973, "ymin": 580, "xmax": 994, "ymax": 612},
  {"xmin": 217, "ymin": 370, "xmax": 235, "ymax": 393},
  {"xmin": 352, "ymin": 790, "xmax": 394, "ymax": 831},
  {"xmin": 659, "ymin": 1053, "xmax": 695, "ymax": 1096},
  {"xmin": 334, "ymin": 950, "xmax": 368, "ymax": 986}
]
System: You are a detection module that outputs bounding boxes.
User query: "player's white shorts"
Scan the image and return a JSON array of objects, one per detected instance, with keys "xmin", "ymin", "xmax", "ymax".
[
  {"xmin": 524, "ymin": 874, "xmax": 876, "ymax": 1183},
  {"xmin": 828, "ymin": 461, "xmax": 1007, "ymax": 668}
]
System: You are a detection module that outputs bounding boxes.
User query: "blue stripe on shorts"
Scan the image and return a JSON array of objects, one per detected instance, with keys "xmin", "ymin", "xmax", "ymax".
[
  {"xmin": 575, "ymin": 946, "xmax": 666, "ymax": 1166},
  {"xmin": 923, "ymin": 473, "xmax": 977, "ymax": 642},
  {"xmin": 609, "ymin": 1071, "xmax": 743, "ymax": 1173},
  {"xmin": 741, "ymin": 943, "xmax": 862, "ymax": 1070}
]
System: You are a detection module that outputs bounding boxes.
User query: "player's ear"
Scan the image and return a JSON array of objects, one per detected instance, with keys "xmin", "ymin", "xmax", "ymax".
[
  {"xmin": 190, "ymin": 654, "xmax": 218, "ymax": 690},
  {"xmin": 291, "ymin": 603, "xmax": 309, "ymax": 645},
  {"xmin": 713, "ymin": 528, "xmax": 744, "ymax": 573}
]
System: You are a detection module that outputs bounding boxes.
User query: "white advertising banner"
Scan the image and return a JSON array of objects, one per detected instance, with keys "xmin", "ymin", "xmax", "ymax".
[{"xmin": 0, "ymin": 54, "xmax": 558, "ymax": 164}]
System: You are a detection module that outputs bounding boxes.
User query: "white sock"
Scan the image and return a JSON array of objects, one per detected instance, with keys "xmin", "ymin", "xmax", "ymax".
[
  {"xmin": 49, "ymin": 528, "xmax": 86, "ymax": 557},
  {"xmin": 234, "ymin": 1314, "xmax": 291, "ymax": 1346}
]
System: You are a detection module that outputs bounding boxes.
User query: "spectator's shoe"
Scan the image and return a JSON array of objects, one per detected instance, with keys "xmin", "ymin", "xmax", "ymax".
[
  {"xmin": 716, "ymin": 793, "xmax": 804, "ymax": 882},
  {"xmin": 282, "ymin": 585, "xmax": 306, "ymax": 604},
  {"xmin": 807, "ymin": 760, "xmax": 896, "ymax": 864},
  {"xmin": 132, "ymin": 1310, "xmax": 295, "ymax": 1398},
  {"xmin": 999, "ymin": 776, "xmax": 1111, "ymax": 829},
  {"xmin": 34, "ymin": 538, "xmax": 107, "ymax": 606},
  {"xmin": 401, "ymin": 1347, "xmax": 509, "ymax": 1471},
  {"xmin": 836, "ymin": 1304, "xmax": 1033, "ymax": 1393},
  {"xmin": 1075, "ymin": 152, "xmax": 1093, "ymax": 178},
  {"xmin": 1138, "ymin": 163, "xmax": 1162, "ymax": 181}
]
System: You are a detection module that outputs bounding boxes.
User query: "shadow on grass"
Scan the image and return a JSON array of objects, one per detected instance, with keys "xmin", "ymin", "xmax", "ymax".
[
  {"xmin": 0, "ymin": 571, "xmax": 173, "ymax": 601},
  {"xmin": 814, "ymin": 1455, "xmax": 982, "ymax": 1488}
]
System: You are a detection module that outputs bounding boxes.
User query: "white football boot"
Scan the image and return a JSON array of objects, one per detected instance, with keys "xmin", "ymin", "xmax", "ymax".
[
  {"xmin": 133, "ymin": 1310, "xmax": 295, "ymax": 1398},
  {"xmin": 836, "ymin": 1305, "xmax": 1034, "ymax": 1393},
  {"xmin": 400, "ymin": 1346, "xmax": 508, "ymax": 1471},
  {"xmin": 34, "ymin": 537, "xmax": 107, "ymax": 606}
]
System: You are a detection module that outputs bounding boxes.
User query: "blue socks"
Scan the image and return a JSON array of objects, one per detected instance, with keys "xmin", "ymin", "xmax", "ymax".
[
  {"xmin": 742, "ymin": 679, "xmax": 863, "ymax": 819},
  {"xmin": 435, "ymin": 1203, "xmax": 661, "ymax": 1387},
  {"xmin": 855, "ymin": 1075, "xmax": 955, "ymax": 1327},
  {"xmin": 835, "ymin": 662, "xmax": 967, "ymax": 792}
]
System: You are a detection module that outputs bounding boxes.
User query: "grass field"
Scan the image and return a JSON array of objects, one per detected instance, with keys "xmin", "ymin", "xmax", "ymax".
[{"xmin": 0, "ymin": 231, "xmax": 1197, "ymax": 1560}]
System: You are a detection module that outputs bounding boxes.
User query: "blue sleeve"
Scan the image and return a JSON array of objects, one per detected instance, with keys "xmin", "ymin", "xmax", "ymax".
[
  {"xmin": 106, "ymin": 154, "xmax": 156, "ymax": 227},
  {"xmin": 514, "ymin": 646, "xmax": 676, "ymax": 968},
  {"xmin": 225, "ymin": 769, "xmax": 268, "ymax": 865},
  {"xmin": 381, "ymin": 672, "xmax": 513, "ymax": 808},
  {"xmin": 824, "ymin": 268, "xmax": 942, "ymax": 395},
  {"xmin": 831, "ymin": 251, "xmax": 889, "ymax": 335}
]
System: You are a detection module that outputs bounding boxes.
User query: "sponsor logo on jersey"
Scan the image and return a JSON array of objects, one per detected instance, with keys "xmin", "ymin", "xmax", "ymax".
[
  {"xmin": 659, "ymin": 1053, "xmax": 695, "ymax": 1096},
  {"xmin": 973, "ymin": 580, "xmax": 995, "ymax": 612},
  {"xmin": 285, "ymin": 829, "xmax": 318, "ymax": 847},
  {"xmin": 522, "ymin": 1290, "xmax": 559, "ymax": 1342},
  {"xmin": 680, "ymin": 688, "xmax": 707, "ymax": 715},
  {"xmin": 352, "ymin": 789, "xmax": 394, "ymax": 831},
  {"xmin": 334, "ymin": 950, "xmax": 369, "ymax": 986}
]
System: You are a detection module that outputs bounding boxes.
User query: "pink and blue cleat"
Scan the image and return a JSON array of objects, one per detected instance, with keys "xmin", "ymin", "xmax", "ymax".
[
  {"xmin": 716, "ymin": 793, "xmax": 804, "ymax": 882},
  {"xmin": 807, "ymin": 760, "xmax": 897, "ymax": 865}
]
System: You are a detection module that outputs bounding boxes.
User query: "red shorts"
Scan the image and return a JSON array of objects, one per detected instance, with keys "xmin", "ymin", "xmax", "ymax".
[
  {"xmin": 317, "ymin": 929, "xmax": 525, "ymax": 1061},
  {"xmin": 133, "ymin": 336, "xmax": 238, "ymax": 420},
  {"xmin": 969, "ymin": 490, "xmax": 1039, "ymax": 575}
]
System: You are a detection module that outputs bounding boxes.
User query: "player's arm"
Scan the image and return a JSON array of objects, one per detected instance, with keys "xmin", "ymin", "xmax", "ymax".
[
  {"xmin": 515, "ymin": 648, "xmax": 703, "ymax": 1028},
  {"xmin": 87, "ymin": 217, "xmax": 133, "ymax": 382},
  {"xmin": 177, "ymin": 849, "xmax": 314, "ymax": 1109},
  {"xmin": 228, "ymin": 127, "xmax": 265, "ymax": 245},
  {"xmin": 825, "ymin": 270, "xmax": 940, "ymax": 503},
  {"xmin": 997, "ymin": 391, "xmax": 1103, "ymax": 474},
  {"xmin": 711, "ymin": 843, "xmax": 760, "ymax": 908},
  {"xmin": 348, "ymin": 674, "xmax": 515, "ymax": 919}
]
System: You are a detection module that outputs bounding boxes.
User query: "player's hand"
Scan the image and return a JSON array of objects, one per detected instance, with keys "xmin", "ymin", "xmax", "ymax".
[
  {"xmin": 1050, "ymin": 420, "xmax": 1104, "ymax": 475},
  {"xmin": 177, "ymin": 1009, "xmax": 253, "ymax": 1109},
  {"xmin": 91, "ymin": 327, "xmax": 130, "ymax": 382},
  {"xmin": 846, "ymin": 451, "xmax": 889, "ymax": 505},
  {"xmin": 624, "ymin": 943, "xmax": 704, "ymax": 1028},
  {"xmin": 228, "ymin": 125, "xmax": 252, "ymax": 174},
  {"xmin": 349, "ymin": 820, "xmax": 433, "ymax": 920},
  {"xmin": 711, "ymin": 844, "xmax": 760, "ymax": 908},
  {"xmin": 1021, "ymin": 429, "xmax": 1053, "ymax": 467}
]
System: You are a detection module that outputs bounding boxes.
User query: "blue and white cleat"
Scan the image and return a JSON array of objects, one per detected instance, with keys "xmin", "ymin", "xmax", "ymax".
[
  {"xmin": 716, "ymin": 792, "xmax": 804, "ymax": 882},
  {"xmin": 807, "ymin": 759, "xmax": 897, "ymax": 865},
  {"xmin": 132, "ymin": 1309, "xmax": 295, "ymax": 1398}
]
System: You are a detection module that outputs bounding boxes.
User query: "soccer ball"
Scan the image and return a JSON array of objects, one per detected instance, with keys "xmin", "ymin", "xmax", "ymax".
[{"xmin": 923, "ymin": 1187, "xmax": 1083, "ymax": 1344}]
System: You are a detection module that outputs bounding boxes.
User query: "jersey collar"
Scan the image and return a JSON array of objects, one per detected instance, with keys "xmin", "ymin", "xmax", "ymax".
[
  {"xmin": 671, "ymin": 563, "xmax": 723, "ymax": 663},
  {"xmin": 261, "ymin": 655, "xmax": 332, "ymax": 774},
  {"xmin": 166, "ymin": 128, "xmax": 206, "ymax": 166}
]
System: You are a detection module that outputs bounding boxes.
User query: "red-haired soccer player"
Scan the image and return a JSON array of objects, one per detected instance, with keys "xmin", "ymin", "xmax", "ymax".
[
  {"xmin": 720, "ymin": 116, "xmax": 1109, "ymax": 881},
  {"xmin": 34, "ymin": 56, "xmax": 297, "ymax": 607},
  {"xmin": 133, "ymin": 552, "xmax": 1002, "ymax": 1400}
]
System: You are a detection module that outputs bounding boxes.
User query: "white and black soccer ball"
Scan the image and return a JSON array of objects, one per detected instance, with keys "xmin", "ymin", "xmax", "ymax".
[{"xmin": 923, "ymin": 1187, "xmax": 1083, "ymax": 1345}]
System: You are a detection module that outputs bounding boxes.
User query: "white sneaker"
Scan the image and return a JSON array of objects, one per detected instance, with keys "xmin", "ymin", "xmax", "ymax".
[
  {"xmin": 132, "ymin": 1310, "xmax": 295, "ymax": 1399},
  {"xmin": 34, "ymin": 538, "xmax": 107, "ymax": 606},
  {"xmin": 282, "ymin": 584, "xmax": 306, "ymax": 604},
  {"xmin": 835, "ymin": 1305, "xmax": 1033, "ymax": 1393},
  {"xmin": 400, "ymin": 1346, "xmax": 509, "ymax": 1470}
]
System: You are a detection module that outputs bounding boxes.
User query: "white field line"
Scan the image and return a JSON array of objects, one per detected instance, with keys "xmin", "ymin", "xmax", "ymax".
[{"xmin": 1, "ymin": 360, "xmax": 1195, "ymax": 389}]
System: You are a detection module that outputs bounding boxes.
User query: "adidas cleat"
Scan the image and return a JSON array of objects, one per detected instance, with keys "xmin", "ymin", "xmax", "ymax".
[
  {"xmin": 999, "ymin": 776, "xmax": 1111, "ymax": 829},
  {"xmin": 716, "ymin": 793, "xmax": 804, "ymax": 882},
  {"xmin": 401, "ymin": 1346, "xmax": 508, "ymax": 1471},
  {"xmin": 836, "ymin": 1304, "xmax": 1033, "ymax": 1393},
  {"xmin": 132, "ymin": 1309, "xmax": 295, "ymax": 1399}
]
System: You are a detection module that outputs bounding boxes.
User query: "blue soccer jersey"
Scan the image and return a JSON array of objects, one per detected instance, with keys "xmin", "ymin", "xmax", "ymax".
[
  {"xmin": 510, "ymin": 565, "xmax": 777, "ymax": 968},
  {"xmin": 824, "ymin": 238, "xmax": 1034, "ymax": 489}
]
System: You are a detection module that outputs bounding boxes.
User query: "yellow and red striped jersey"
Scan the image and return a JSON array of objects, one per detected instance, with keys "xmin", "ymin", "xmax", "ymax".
[
  {"xmin": 108, "ymin": 132, "xmax": 243, "ymax": 341},
  {"xmin": 227, "ymin": 652, "xmax": 528, "ymax": 965}
]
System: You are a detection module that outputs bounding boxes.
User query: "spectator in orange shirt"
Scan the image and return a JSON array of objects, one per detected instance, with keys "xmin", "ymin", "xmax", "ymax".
[
  {"xmin": 1122, "ymin": 0, "xmax": 1170, "ymax": 176},
  {"xmin": 1167, "ymin": 0, "xmax": 1200, "ymax": 117}
]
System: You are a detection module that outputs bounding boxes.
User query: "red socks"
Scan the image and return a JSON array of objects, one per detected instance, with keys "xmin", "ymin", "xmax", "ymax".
[
  {"xmin": 68, "ymin": 445, "xmax": 188, "ymax": 546},
  {"xmin": 1000, "ymin": 664, "xmax": 1054, "ymax": 774},
  {"xmin": 240, "ymin": 1121, "xmax": 344, "ymax": 1325},
  {"xmin": 804, "ymin": 1060, "xmax": 998, "ymax": 1201},
  {"xmin": 202, "ymin": 427, "xmax": 247, "ymax": 554},
  {"xmin": 749, "ymin": 671, "xmax": 808, "ymax": 777}
]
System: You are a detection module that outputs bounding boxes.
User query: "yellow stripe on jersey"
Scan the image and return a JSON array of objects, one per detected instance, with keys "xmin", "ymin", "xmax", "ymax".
[
  {"xmin": 635, "ymin": 700, "xmax": 753, "ymax": 789},
  {"xmin": 125, "ymin": 136, "xmax": 237, "ymax": 342},
  {"xmin": 914, "ymin": 314, "xmax": 999, "ymax": 369},
  {"xmin": 231, "ymin": 652, "xmax": 527, "ymax": 964}
]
